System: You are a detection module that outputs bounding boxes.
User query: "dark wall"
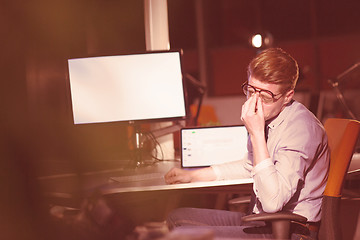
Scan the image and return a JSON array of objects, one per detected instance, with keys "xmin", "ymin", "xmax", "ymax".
[
  {"xmin": 168, "ymin": 0, "xmax": 360, "ymax": 97},
  {"xmin": 23, "ymin": 0, "xmax": 147, "ymax": 176},
  {"xmin": 1, "ymin": 1, "xmax": 146, "ymax": 238},
  {"xmin": 169, "ymin": 0, "xmax": 360, "ymax": 49}
]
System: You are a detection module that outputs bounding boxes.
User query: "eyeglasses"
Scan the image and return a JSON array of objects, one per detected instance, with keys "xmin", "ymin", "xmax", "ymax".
[{"xmin": 241, "ymin": 83, "xmax": 284, "ymax": 104}]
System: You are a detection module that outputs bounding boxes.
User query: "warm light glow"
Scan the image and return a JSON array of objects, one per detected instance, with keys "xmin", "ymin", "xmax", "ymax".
[{"xmin": 251, "ymin": 34, "xmax": 263, "ymax": 48}]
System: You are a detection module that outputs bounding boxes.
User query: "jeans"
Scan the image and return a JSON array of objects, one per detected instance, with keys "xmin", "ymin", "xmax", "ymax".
[{"xmin": 167, "ymin": 207, "xmax": 317, "ymax": 239}]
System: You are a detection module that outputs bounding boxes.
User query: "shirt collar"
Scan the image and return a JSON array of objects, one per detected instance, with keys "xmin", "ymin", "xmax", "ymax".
[{"xmin": 266, "ymin": 100, "xmax": 295, "ymax": 130}]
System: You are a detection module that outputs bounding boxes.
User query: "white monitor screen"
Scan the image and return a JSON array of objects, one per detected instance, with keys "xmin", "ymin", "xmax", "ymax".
[
  {"xmin": 68, "ymin": 51, "xmax": 186, "ymax": 124},
  {"xmin": 181, "ymin": 125, "xmax": 248, "ymax": 168}
]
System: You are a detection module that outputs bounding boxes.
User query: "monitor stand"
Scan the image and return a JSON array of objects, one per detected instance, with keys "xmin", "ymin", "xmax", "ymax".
[
  {"xmin": 128, "ymin": 123, "xmax": 147, "ymax": 168},
  {"xmin": 128, "ymin": 120, "xmax": 184, "ymax": 168}
]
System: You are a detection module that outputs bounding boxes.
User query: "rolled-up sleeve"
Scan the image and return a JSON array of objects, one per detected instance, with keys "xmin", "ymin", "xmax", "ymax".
[
  {"xmin": 252, "ymin": 118, "xmax": 324, "ymax": 213},
  {"xmin": 251, "ymin": 156, "xmax": 293, "ymax": 213},
  {"xmin": 211, "ymin": 153, "xmax": 252, "ymax": 180}
]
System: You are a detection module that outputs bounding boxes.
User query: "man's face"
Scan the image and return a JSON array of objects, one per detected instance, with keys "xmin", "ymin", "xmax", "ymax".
[{"xmin": 247, "ymin": 76, "xmax": 293, "ymax": 121}]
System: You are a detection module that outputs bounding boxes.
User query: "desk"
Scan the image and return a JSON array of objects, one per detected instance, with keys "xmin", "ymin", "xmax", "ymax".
[
  {"xmin": 101, "ymin": 178, "xmax": 253, "ymax": 195},
  {"xmin": 39, "ymin": 160, "xmax": 253, "ymax": 238},
  {"xmin": 39, "ymin": 160, "xmax": 253, "ymax": 208},
  {"xmin": 96, "ymin": 161, "xmax": 253, "ymax": 231},
  {"xmin": 98, "ymin": 161, "xmax": 253, "ymax": 195}
]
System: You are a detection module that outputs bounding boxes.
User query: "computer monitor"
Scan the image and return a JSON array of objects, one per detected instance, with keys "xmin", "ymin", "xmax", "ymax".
[
  {"xmin": 68, "ymin": 50, "xmax": 186, "ymax": 125},
  {"xmin": 67, "ymin": 50, "xmax": 187, "ymax": 165}
]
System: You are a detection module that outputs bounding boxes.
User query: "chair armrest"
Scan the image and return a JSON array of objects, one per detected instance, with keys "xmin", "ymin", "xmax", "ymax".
[
  {"xmin": 241, "ymin": 211, "xmax": 307, "ymax": 239},
  {"xmin": 228, "ymin": 195, "xmax": 251, "ymax": 205},
  {"xmin": 241, "ymin": 211, "xmax": 307, "ymax": 223}
]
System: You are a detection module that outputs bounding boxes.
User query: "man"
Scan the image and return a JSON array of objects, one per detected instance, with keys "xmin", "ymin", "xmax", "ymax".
[{"xmin": 164, "ymin": 48, "xmax": 330, "ymax": 239}]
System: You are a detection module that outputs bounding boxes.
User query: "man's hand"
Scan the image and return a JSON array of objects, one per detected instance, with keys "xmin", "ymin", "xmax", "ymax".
[
  {"xmin": 165, "ymin": 167, "xmax": 193, "ymax": 184},
  {"xmin": 165, "ymin": 167, "xmax": 217, "ymax": 184},
  {"xmin": 241, "ymin": 93, "xmax": 265, "ymax": 138}
]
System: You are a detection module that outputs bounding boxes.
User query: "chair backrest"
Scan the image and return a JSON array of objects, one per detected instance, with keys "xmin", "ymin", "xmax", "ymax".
[
  {"xmin": 319, "ymin": 118, "xmax": 360, "ymax": 240},
  {"xmin": 323, "ymin": 118, "xmax": 360, "ymax": 197}
]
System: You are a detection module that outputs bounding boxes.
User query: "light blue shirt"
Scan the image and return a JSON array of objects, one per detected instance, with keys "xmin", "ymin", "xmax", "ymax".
[{"xmin": 212, "ymin": 100, "xmax": 330, "ymax": 222}]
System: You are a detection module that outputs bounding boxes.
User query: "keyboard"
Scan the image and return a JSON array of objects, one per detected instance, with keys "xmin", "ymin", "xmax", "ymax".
[{"xmin": 109, "ymin": 172, "xmax": 164, "ymax": 183}]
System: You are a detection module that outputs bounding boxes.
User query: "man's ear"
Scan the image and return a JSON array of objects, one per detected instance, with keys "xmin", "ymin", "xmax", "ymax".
[{"xmin": 284, "ymin": 89, "xmax": 294, "ymax": 105}]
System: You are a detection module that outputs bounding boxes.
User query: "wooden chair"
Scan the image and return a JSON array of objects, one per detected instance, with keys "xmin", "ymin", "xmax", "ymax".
[{"xmin": 241, "ymin": 118, "xmax": 360, "ymax": 239}]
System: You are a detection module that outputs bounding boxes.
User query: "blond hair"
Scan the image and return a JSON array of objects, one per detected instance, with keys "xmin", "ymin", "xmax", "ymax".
[{"xmin": 247, "ymin": 48, "xmax": 299, "ymax": 91}]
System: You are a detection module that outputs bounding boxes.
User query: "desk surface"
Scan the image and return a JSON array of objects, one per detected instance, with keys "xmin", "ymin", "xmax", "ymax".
[
  {"xmin": 101, "ymin": 177, "xmax": 254, "ymax": 195},
  {"xmin": 96, "ymin": 160, "xmax": 253, "ymax": 195},
  {"xmin": 39, "ymin": 160, "xmax": 253, "ymax": 200}
]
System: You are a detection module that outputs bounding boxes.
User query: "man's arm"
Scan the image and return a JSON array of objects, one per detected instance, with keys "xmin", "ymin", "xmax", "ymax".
[
  {"xmin": 241, "ymin": 94, "xmax": 269, "ymax": 165},
  {"xmin": 251, "ymin": 118, "xmax": 328, "ymax": 213}
]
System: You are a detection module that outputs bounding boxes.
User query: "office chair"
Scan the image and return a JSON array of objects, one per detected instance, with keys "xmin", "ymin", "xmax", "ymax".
[{"xmin": 240, "ymin": 118, "xmax": 360, "ymax": 239}]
